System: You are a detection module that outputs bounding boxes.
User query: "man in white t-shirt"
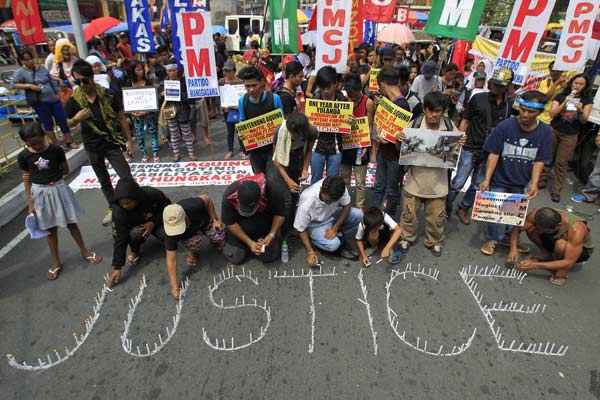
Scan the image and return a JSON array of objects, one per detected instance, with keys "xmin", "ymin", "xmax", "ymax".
[{"xmin": 294, "ymin": 176, "xmax": 363, "ymax": 266}]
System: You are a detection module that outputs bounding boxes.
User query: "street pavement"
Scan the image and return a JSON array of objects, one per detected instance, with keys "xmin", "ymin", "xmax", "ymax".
[{"xmin": 1, "ymin": 119, "xmax": 600, "ymax": 400}]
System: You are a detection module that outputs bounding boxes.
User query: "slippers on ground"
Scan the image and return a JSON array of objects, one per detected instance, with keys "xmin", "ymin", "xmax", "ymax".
[
  {"xmin": 47, "ymin": 265, "xmax": 62, "ymax": 280},
  {"xmin": 84, "ymin": 252, "xmax": 103, "ymax": 264},
  {"xmin": 549, "ymin": 276, "xmax": 567, "ymax": 286}
]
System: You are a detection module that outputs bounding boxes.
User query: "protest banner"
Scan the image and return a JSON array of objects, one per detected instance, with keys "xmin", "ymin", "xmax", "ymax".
[
  {"xmin": 315, "ymin": 0, "xmax": 352, "ymax": 73},
  {"xmin": 374, "ymin": 97, "xmax": 412, "ymax": 143},
  {"xmin": 270, "ymin": 0, "xmax": 299, "ymax": 54},
  {"xmin": 425, "ymin": 0, "xmax": 487, "ymax": 41},
  {"xmin": 398, "ymin": 128, "xmax": 462, "ymax": 169},
  {"xmin": 122, "ymin": 87, "xmax": 159, "ymax": 112},
  {"xmin": 125, "ymin": 0, "xmax": 156, "ymax": 54},
  {"xmin": 170, "ymin": 1, "xmax": 219, "ymax": 98},
  {"xmin": 493, "ymin": 0, "xmax": 556, "ymax": 85},
  {"xmin": 397, "ymin": 6, "xmax": 409, "ymax": 23},
  {"xmin": 305, "ymin": 99, "xmax": 354, "ymax": 134},
  {"xmin": 554, "ymin": 0, "xmax": 599, "ymax": 72},
  {"xmin": 93, "ymin": 74, "xmax": 110, "ymax": 89},
  {"xmin": 236, "ymin": 109, "xmax": 284, "ymax": 151},
  {"xmin": 342, "ymin": 117, "xmax": 371, "ymax": 150},
  {"xmin": 13, "ymin": 0, "xmax": 46, "ymax": 45},
  {"xmin": 363, "ymin": 0, "xmax": 396, "ymax": 22},
  {"xmin": 471, "ymin": 191, "xmax": 530, "ymax": 227},
  {"xmin": 164, "ymin": 80, "xmax": 181, "ymax": 102},
  {"xmin": 219, "ymin": 84, "xmax": 246, "ymax": 108},
  {"xmin": 368, "ymin": 68, "xmax": 380, "ymax": 93},
  {"xmin": 349, "ymin": 0, "xmax": 365, "ymax": 58}
]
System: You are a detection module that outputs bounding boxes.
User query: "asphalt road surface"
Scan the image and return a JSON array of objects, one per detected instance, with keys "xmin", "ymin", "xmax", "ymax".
[{"xmin": 1, "ymin": 120, "xmax": 600, "ymax": 400}]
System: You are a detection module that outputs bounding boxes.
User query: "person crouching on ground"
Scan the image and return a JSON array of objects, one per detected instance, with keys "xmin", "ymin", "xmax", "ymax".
[
  {"xmin": 163, "ymin": 196, "xmax": 225, "ymax": 299},
  {"xmin": 356, "ymin": 207, "xmax": 403, "ymax": 268},
  {"xmin": 107, "ymin": 178, "xmax": 171, "ymax": 287},
  {"xmin": 508, "ymin": 207, "xmax": 593, "ymax": 286},
  {"xmin": 294, "ymin": 176, "xmax": 363, "ymax": 267}
]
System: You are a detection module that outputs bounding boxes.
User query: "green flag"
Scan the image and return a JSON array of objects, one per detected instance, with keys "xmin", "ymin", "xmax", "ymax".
[
  {"xmin": 269, "ymin": 0, "xmax": 298, "ymax": 54},
  {"xmin": 425, "ymin": 0, "xmax": 487, "ymax": 41}
]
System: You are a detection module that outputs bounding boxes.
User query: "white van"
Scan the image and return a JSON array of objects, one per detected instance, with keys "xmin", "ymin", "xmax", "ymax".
[{"xmin": 225, "ymin": 15, "xmax": 264, "ymax": 52}]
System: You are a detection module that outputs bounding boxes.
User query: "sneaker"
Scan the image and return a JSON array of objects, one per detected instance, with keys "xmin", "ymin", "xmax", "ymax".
[
  {"xmin": 429, "ymin": 244, "xmax": 442, "ymax": 257},
  {"xmin": 340, "ymin": 248, "xmax": 358, "ymax": 261},
  {"xmin": 480, "ymin": 240, "xmax": 497, "ymax": 256},
  {"xmin": 102, "ymin": 209, "xmax": 112, "ymax": 226},
  {"xmin": 456, "ymin": 208, "xmax": 470, "ymax": 225},
  {"xmin": 571, "ymin": 193, "xmax": 593, "ymax": 203},
  {"xmin": 498, "ymin": 240, "xmax": 530, "ymax": 254},
  {"xmin": 398, "ymin": 240, "xmax": 411, "ymax": 253},
  {"xmin": 389, "ymin": 248, "xmax": 403, "ymax": 265}
]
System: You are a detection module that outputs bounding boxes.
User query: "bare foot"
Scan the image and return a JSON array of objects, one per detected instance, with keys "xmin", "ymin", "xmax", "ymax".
[
  {"xmin": 170, "ymin": 285, "xmax": 181, "ymax": 300},
  {"xmin": 224, "ymin": 152, "xmax": 233, "ymax": 160}
]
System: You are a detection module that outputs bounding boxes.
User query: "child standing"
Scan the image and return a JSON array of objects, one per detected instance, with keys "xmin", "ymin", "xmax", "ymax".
[
  {"xmin": 220, "ymin": 60, "xmax": 243, "ymax": 159},
  {"xmin": 164, "ymin": 62, "xmax": 196, "ymax": 161},
  {"xmin": 129, "ymin": 61, "xmax": 160, "ymax": 162},
  {"xmin": 356, "ymin": 207, "xmax": 403, "ymax": 268},
  {"xmin": 18, "ymin": 122, "xmax": 102, "ymax": 280}
]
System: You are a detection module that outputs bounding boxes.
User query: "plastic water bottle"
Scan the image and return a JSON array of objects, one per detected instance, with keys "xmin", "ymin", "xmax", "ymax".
[{"xmin": 281, "ymin": 240, "xmax": 289, "ymax": 264}]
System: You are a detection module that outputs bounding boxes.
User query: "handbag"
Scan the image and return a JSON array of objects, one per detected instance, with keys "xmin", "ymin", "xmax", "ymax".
[
  {"xmin": 162, "ymin": 102, "xmax": 177, "ymax": 120},
  {"xmin": 226, "ymin": 110, "xmax": 240, "ymax": 124}
]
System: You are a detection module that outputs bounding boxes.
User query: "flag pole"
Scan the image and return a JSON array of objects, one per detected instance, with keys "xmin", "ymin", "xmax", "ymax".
[{"xmin": 66, "ymin": 0, "xmax": 88, "ymax": 58}]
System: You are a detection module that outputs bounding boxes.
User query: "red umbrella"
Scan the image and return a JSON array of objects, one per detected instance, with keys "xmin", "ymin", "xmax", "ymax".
[
  {"xmin": 0, "ymin": 19, "xmax": 16, "ymax": 29},
  {"xmin": 83, "ymin": 17, "xmax": 121, "ymax": 42}
]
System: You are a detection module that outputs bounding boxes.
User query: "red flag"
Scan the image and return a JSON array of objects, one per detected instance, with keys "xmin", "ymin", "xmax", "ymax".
[
  {"xmin": 13, "ymin": 0, "xmax": 46, "ymax": 45},
  {"xmin": 349, "ymin": 0, "xmax": 364, "ymax": 54},
  {"xmin": 451, "ymin": 40, "xmax": 471, "ymax": 72},
  {"xmin": 363, "ymin": 0, "xmax": 396, "ymax": 23},
  {"xmin": 308, "ymin": 6, "xmax": 317, "ymax": 31}
]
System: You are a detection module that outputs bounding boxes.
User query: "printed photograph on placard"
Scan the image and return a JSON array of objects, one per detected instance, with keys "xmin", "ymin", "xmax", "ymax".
[{"xmin": 398, "ymin": 128, "xmax": 462, "ymax": 169}]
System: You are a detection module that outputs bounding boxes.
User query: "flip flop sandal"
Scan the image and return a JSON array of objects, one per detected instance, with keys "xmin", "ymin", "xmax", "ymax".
[
  {"xmin": 47, "ymin": 265, "xmax": 62, "ymax": 280},
  {"xmin": 84, "ymin": 252, "xmax": 103, "ymax": 264},
  {"xmin": 170, "ymin": 286, "xmax": 181, "ymax": 300},
  {"xmin": 549, "ymin": 276, "xmax": 567, "ymax": 286}
]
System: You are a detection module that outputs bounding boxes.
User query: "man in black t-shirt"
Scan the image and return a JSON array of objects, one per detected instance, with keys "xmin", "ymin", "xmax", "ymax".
[
  {"xmin": 221, "ymin": 173, "xmax": 290, "ymax": 265},
  {"xmin": 277, "ymin": 61, "xmax": 304, "ymax": 116},
  {"xmin": 163, "ymin": 196, "xmax": 224, "ymax": 299}
]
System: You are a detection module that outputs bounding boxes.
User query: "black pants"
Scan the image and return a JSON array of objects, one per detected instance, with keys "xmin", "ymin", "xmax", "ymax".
[
  {"xmin": 248, "ymin": 146, "xmax": 273, "ymax": 174},
  {"xmin": 223, "ymin": 213, "xmax": 281, "ymax": 265},
  {"xmin": 87, "ymin": 144, "xmax": 133, "ymax": 205}
]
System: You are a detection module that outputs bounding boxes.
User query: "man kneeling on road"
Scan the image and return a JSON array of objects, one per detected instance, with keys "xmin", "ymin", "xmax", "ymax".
[
  {"xmin": 508, "ymin": 207, "xmax": 593, "ymax": 286},
  {"xmin": 163, "ymin": 196, "xmax": 225, "ymax": 299},
  {"xmin": 221, "ymin": 173, "xmax": 290, "ymax": 265},
  {"xmin": 294, "ymin": 176, "xmax": 363, "ymax": 267}
]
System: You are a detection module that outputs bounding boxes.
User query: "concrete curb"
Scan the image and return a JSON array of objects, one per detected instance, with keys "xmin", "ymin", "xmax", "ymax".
[{"xmin": 0, "ymin": 146, "xmax": 88, "ymax": 228}]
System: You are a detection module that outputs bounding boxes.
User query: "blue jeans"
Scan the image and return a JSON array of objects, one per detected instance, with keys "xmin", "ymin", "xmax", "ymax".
[
  {"xmin": 447, "ymin": 149, "xmax": 485, "ymax": 212},
  {"xmin": 310, "ymin": 151, "xmax": 342, "ymax": 184},
  {"xmin": 33, "ymin": 100, "xmax": 70, "ymax": 135},
  {"xmin": 308, "ymin": 208, "xmax": 363, "ymax": 252},
  {"xmin": 485, "ymin": 185, "xmax": 525, "ymax": 242},
  {"xmin": 373, "ymin": 152, "xmax": 402, "ymax": 216}
]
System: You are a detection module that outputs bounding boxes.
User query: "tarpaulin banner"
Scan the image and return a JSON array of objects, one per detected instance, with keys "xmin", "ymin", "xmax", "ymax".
[
  {"xmin": 342, "ymin": 116, "xmax": 371, "ymax": 149},
  {"xmin": 554, "ymin": 0, "xmax": 600, "ymax": 72},
  {"xmin": 363, "ymin": 0, "xmax": 396, "ymax": 23},
  {"xmin": 125, "ymin": 0, "xmax": 156, "ymax": 54},
  {"xmin": 493, "ymin": 0, "xmax": 556, "ymax": 85},
  {"xmin": 305, "ymin": 99, "xmax": 354, "ymax": 134},
  {"xmin": 425, "ymin": 0, "xmax": 487, "ymax": 41},
  {"xmin": 236, "ymin": 109, "xmax": 284, "ymax": 151},
  {"xmin": 13, "ymin": 0, "xmax": 46, "ymax": 45},
  {"xmin": 471, "ymin": 191, "xmax": 529, "ymax": 227},
  {"xmin": 349, "ymin": 0, "xmax": 364, "ymax": 56},
  {"xmin": 374, "ymin": 97, "xmax": 412, "ymax": 143},
  {"xmin": 315, "ymin": 0, "xmax": 352, "ymax": 73},
  {"xmin": 270, "ymin": 0, "xmax": 299, "ymax": 54},
  {"xmin": 171, "ymin": 4, "xmax": 219, "ymax": 98}
]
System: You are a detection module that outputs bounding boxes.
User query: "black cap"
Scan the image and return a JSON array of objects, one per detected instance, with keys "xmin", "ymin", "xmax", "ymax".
[
  {"xmin": 380, "ymin": 47, "xmax": 394, "ymax": 59},
  {"xmin": 238, "ymin": 181, "xmax": 260, "ymax": 217}
]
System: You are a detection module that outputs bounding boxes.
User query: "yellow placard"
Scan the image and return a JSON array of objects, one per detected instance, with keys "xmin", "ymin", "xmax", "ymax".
[
  {"xmin": 305, "ymin": 99, "xmax": 354, "ymax": 134},
  {"xmin": 235, "ymin": 109, "xmax": 284, "ymax": 151},
  {"xmin": 374, "ymin": 97, "xmax": 412, "ymax": 143},
  {"xmin": 342, "ymin": 117, "xmax": 371, "ymax": 150},
  {"xmin": 368, "ymin": 68, "xmax": 380, "ymax": 93}
]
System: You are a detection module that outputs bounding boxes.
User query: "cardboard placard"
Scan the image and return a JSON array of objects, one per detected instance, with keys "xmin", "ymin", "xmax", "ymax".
[
  {"xmin": 93, "ymin": 74, "xmax": 110, "ymax": 89},
  {"xmin": 342, "ymin": 117, "xmax": 371, "ymax": 150},
  {"xmin": 236, "ymin": 109, "xmax": 284, "ymax": 151},
  {"xmin": 398, "ymin": 128, "xmax": 462, "ymax": 169},
  {"xmin": 471, "ymin": 191, "xmax": 529, "ymax": 227},
  {"xmin": 122, "ymin": 87, "xmax": 158, "ymax": 112},
  {"xmin": 368, "ymin": 68, "xmax": 380, "ymax": 93},
  {"xmin": 164, "ymin": 80, "xmax": 181, "ymax": 102},
  {"xmin": 219, "ymin": 84, "xmax": 246, "ymax": 108},
  {"xmin": 374, "ymin": 96, "xmax": 412, "ymax": 143},
  {"xmin": 305, "ymin": 99, "xmax": 354, "ymax": 134}
]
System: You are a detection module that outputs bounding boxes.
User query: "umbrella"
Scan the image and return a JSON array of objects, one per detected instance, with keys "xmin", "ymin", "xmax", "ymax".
[
  {"xmin": 105, "ymin": 22, "xmax": 129, "ymax": 35},
  {"xmin": 377, "ymin": 23, "xmax": 415, "ymax": 45},
  {"xmin": 212, "ymin": 25, "xmax": 227, "ymax": 35},
  {"xmin": 84, "ymin": 17, "xmax": 121, "ymax": 42},
  {"xmin": 0, "ymin": 19, "xmax": 15, "ymax": 29},
  {"xmin": 297, "ymin": 10, "xmax": 308, "ymax": 24}
]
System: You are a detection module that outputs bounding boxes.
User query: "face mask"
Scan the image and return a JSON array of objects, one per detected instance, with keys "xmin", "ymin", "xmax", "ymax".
[{"xmin": 74, "ymin": 77, "xmax": 91, "ymax": 86}]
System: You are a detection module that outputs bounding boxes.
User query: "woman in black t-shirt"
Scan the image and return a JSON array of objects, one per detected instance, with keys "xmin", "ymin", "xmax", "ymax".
[
  {"xmin": 18, "ymin": 123, "xmax": 102, "ymax": 280},
  {"xmin": 548, "ymin": 74, "xmax": 593, "ymax": 202}
]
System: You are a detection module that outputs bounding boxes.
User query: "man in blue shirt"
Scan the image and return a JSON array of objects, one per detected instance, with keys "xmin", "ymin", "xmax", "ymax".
[
  {"xmin": 237, "ymin": 66, "xmax": 284, "ymax": 173},
  {"xmin": 479, "ymin": 90, "xmax": 553, "ymax": 256}
]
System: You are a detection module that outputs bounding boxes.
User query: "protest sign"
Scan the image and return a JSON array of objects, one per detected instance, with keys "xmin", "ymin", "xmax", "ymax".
[
  {"xmin": 270, "ymin": 0, "xmax": 299, "ymax": 54},
  {"xmin": 342, "ymin": 117, "xmax": 371, "ymax": 150},
  {"xmin": 425, "ymin": 0, "xmax": 487, "ymax": 41},
  {"xmin": 13, "ymin": 0, "xmax": 46, "ymax": 45},
  {"xmin": 93, "ymin": 74, "xmax": 110, "ymax": 89},
  {"xmin": 398, "ymin": 128, "xmax": 462, "ymax": 169},
  {"xmin": 164, "ymin": 80, "xmax": 181, "ymax": 102},
  {"xmin": 374, "ymin": 97, "xmax": 412, "ymax": 143},
  {"xmin": 236, "ymin": 109, "xmax": 284, "ymax": 151},
  {"xmin": 493, "ymin": 0, "xmax": 556, "ymax": 85},
  {"xmin": 368, "ymin": 68, "xmax": 380, "ymax": 93},
  {"xmin": 315, "ymin": 0, "xmax": 352, "ymax": 73},
  {"xmin": 125, "ymin": 0, "xmax": 156, "ymax": 53},
  {"xmin": 219, "ymin": 84, "xmax": 246, "ymax": 108},
  {"xmin": 554, "ymin": 0, "xmax": 599, "ymax": 72},
  {"xmin": 122, "ymin": 87, "xmax": 158, "ymax": 112},
  {"xmin": 349, "ymin": 0, "xmax": 365, "ymax": 58},
  {"xmin": 471, "ymin": 191, "xmax": 530, "ymax": 226},
  {"xmin": 305, "ymin": 99, "xmax": 354, "ymax": 134},
  {"xmin": 171, "ymin": 2, "xmax": 219, "ymax": 98}
]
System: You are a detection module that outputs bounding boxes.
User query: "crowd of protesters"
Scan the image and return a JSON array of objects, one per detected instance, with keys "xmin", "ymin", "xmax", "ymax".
[{"xmin": 12, "ymin": 28, "xmax": 597, "ymax": 298}]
